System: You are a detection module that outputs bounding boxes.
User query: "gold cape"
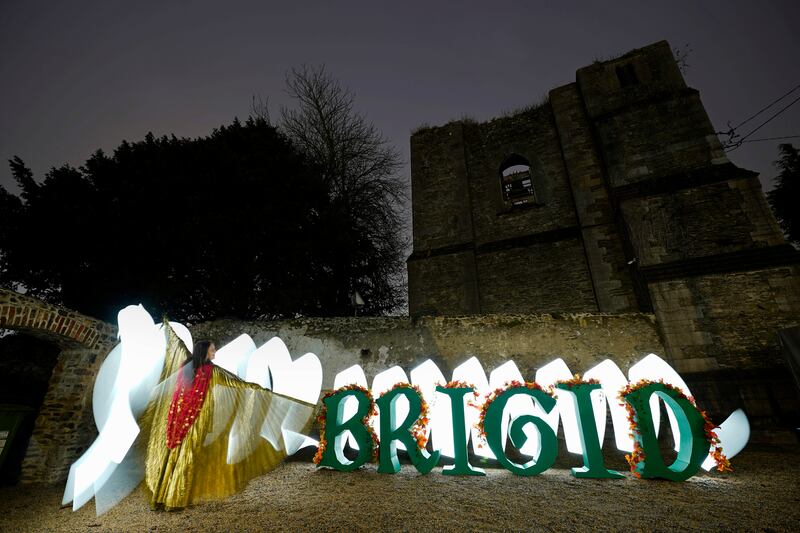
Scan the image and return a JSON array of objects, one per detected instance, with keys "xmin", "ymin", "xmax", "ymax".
[{"xmin": 138, "ymin": 324, "xmax": 315, "ymax": 510}]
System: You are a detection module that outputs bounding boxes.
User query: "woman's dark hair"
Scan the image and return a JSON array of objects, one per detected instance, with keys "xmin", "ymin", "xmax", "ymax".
[{"xmin": 184, "ymin": 340, "xmax": 213, "ymax": 370}]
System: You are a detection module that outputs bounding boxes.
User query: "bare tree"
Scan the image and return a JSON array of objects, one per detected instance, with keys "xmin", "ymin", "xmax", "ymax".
[
  {"xmin": 673, "ymin": 43, "xmax": 693, "ymax": 75},
  {"xmin": 280, "ymin": 65, "xmax": 407, "ymax": 314},
  {"xmin": 250, "ymin": 94, "xmax": 271, "ymax": 124}
]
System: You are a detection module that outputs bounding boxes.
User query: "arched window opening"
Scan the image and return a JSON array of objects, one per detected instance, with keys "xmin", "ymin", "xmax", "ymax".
[{"xmin": 499, "ymin": 154, "xmax": 535, "ymax": 205}]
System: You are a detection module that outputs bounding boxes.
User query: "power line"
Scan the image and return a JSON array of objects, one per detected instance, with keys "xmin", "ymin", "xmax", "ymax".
[
  {"xmin": 725, "ymin": 94, "xmax": 800, "ymax": 152},
  {"xmin": 717, "ymin": 82, "xmax": 800, "ymax": 139},
  {"xmin": 738, "ymin": 135, "xmax": 800, "ymax": 144},
  {"xmin": 737, "ymin": 95, "xmax": 800, "ymax": 142}
]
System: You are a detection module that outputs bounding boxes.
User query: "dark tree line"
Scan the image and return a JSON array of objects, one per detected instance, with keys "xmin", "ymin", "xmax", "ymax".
[
  {"xmin": 767, "ymin": 143, "xmax": 799, "ymax": 247},
  {"xmin": 0, "ymin": 69, "xmax": 406, "ymax": 323}
]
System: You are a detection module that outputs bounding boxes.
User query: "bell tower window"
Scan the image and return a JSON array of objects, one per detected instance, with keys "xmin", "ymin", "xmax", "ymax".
[{"xmin": 499, "ymin": 154, "xmax": 535, "ymax": 205}]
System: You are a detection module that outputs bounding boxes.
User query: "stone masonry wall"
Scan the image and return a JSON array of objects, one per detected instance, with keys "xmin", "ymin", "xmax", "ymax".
[
  {"xmin": 622, "ymin": 178, "xmax": 786, "ymax": 267},
  {"xmin": 575, "ymin": 41, "xmax": 687, "ymax": 120},
  {"xmin": 580, "ymin": 42, "xmax": 799, "ymax": 375},
  {"xmin": 0, "ymin": 288, "xmax": 117, "ymax": 483},
  {"xmin": 410, "ymin": 122, "xmax": 474, "ymax": 253},
  {"xmin": 461, "ymin": 107, "xmax": 577, "ymax": 245},
  {"xmin": 408, "ymin": 102, "xmax": 603, "ymax": 316},
  {"xmin": 0, "ymin": 290, "xmax": 116, "ymax": 350},
  {"xmin": 549, "ymin": 82, "xmax": 638, "ymax": 313},
  {"xmin": 649, "ymin": 265, "xmax": 800, "ymax": 372},
  {"xmin": 407, "ymin": 251, "xmax": 479, "ymax": 315},
  {"xmin": 19, "ymin": 347, "xmax": 109, "ymax": 483},
  {"xmin": 191, "ymin": 313, "xmax": 663, "ymax": 392},
  {"xmin": 593, "ymin": 92, "xmax": 728, "ymax": 186},
  {"xmin": 5, "ymin": 284, "xmax": 665, "ymax": 483},
  {"xmin": 475, "ymin": 239, "xmax": 596, "ymax": 314}
]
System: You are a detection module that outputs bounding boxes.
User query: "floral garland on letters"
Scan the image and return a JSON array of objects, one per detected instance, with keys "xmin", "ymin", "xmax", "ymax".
[
  {"xmin": 554, "ymin": 373, "xmax": 600, "ymax": 389},
  {"xmin": 618, "ymin": 379, "xmax": 732, "ymax": 475},
  {"xmin": 440, "ymin": 380, "xmax": 480, "ymax": 394},
  {"xmin": 476, "ymin": 380, "xmax": 551, "ymax": 439},
  {"xmin": 439, "ymin": 380, "xmax": 481, "ymax": 407},
  {"xmin": 382, "ymin": 382, "xmax": 430, "ymax": 450},
  {"xmin": 313, "ymin": 384, "xmax": 379, "ymax": 465}
]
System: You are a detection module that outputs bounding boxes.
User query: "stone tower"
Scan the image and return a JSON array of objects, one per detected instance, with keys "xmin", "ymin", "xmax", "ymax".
[{"xmin": 408, "ymin": 40, "xmax": 800, "ymax": 375}]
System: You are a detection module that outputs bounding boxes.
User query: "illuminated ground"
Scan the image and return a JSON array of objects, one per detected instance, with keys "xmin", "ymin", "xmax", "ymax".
[{"xmin": 1, "ymin": 447, "xmax": 798, "ymax": 532}]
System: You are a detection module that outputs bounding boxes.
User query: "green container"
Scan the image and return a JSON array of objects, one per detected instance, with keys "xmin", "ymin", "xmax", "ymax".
[{"xmin": 0, "ymin": 404, "xmax": 35, "ymax": 471}]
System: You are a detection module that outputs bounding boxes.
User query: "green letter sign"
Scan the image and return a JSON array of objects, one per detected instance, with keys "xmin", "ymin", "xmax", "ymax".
[
  {"xmin": 623, "ymin": 382, "xmax": 709, "ymax": 481},
  {"xmin": 483, "ymin": 386, "xmax": 558, "ymax": 476},
  {"xmin": 376, "ymin": 386, "xmax": 441, "ymax": 474},
  {"xmin": 436, "ymin": 385, "xmax": 485, "ymax": 476},
  {"xmin": 317, "ymin": 389, "xmax": 374, "ymax": 471},
  {"xmin": 555, "ymin": 382, "xmax": 624, "ymax": 479}
]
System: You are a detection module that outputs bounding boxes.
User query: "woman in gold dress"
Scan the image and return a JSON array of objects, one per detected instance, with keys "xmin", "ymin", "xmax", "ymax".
[{"xmin": 140, "ymin": 323, "xmax": 314, "ymax": 510}]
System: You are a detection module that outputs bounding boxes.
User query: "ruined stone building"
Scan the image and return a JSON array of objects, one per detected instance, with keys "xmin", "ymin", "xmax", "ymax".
[{"xmin": 408, "ymin": 41, "xmax": 800, "ymax": 381}]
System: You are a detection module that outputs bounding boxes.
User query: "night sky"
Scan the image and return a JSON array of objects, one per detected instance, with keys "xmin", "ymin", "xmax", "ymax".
[{"xmin": 1, "ymin": 0, "xmax": 798, "ymax": 198}]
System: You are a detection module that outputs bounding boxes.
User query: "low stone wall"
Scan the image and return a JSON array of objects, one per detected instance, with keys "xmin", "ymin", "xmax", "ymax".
[
  {"xmin": 192, "ymin": 313, "xmax": 799, "ymax": 438},
  {"xmin": 190, "ymin": 313, "xmax": 664, "ymax": 390}
]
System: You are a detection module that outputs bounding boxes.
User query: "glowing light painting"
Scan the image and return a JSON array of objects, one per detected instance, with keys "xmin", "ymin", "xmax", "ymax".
[
  {"xmin": 62, "ymin": 305, "xmax": 322, "ymax": 514},
  {"xmin": 64, "ymin": 305, "xmax": 750, "ymax": 515}
]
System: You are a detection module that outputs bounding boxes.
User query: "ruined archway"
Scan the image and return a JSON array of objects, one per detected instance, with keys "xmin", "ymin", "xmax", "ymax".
[{"xmin": 0, "ymin": 288, "xmax": 117, "ymax": 483}]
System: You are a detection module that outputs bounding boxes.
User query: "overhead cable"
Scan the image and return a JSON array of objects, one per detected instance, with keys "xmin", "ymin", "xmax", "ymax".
[{"xmin": 725, "ymin": 94, "xmax": 800, "ymax": 152}]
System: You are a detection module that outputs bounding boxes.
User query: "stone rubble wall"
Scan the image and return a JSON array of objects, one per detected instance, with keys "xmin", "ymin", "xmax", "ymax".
[{"xmin": 190, "ymin": 313, "xmax": 664, "ymax": 391}]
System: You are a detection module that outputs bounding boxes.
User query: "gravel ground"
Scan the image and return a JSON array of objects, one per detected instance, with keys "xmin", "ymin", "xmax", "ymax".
[{"xmin": 1, "ymin": 447, "xmax": 798, "ymax": 532}]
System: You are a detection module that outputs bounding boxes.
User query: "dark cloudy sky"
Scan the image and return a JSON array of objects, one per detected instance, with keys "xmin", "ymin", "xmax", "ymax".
[{"xmin": 2, "ymin": 0, "xmax": 798, "ymax": 197}]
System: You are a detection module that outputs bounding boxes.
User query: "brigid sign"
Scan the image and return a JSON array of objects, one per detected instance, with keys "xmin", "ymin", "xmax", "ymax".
[
  {"xmin": 314, "ymin": 379, "xmax": 734, "ymax": 481},
  {"xmin": 64, "ymin": 306, "xmax": 749, "ymax": 516},
  {"xmin": 314, "ymin": 355, "xmax": 748, "ymax": 481}
]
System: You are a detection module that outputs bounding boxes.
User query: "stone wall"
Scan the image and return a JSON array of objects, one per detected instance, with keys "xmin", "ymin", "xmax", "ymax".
[
  {"xmin": 460, "ymin": 108, "xmax": 577, "ymax": 245},
  {"xmin": 190, "ymin": 313, "xmax": 663, "ymax": 391},
  {"xmin": 590, "ymin": 44, "xmax": 799, "ymax": 375},
  {"xmin": 549, "ymin": 82, "xmax": 639, "ymax": 314},
  {"xmin": 410, "ymin": 122, "xmax": 474, "ymax": 254},
  {"xmin": 0, "ymin": 288, "xmax": 117, "ymax": 483},
  {"xmin": 592, "ymin": 92, "xmax": 728, "ymax": 186},
  {"xmin": 408, "ymin": 251, "xmax": 479, "ymax": 315},
  {"xmin": 474, "ymin": 238, "xmax": 596, "ymax": 314},
  {"xmin": 192, "ymin": 312, "xmax": 795, "ymax": 438},
  {"xmin": 4, "ymin": 284, "xmax": 667, "ymax": 483},
  {"xmin": 407, "ymin": 103, "xmax": 602, "ymax": 317},
  {"xmin": 649, "ymin": 266, "xmax": 800, "ymax": 372},
  {"xmin": 19, "ymin": 347, "xmax": 109, "ymax": 483}
]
